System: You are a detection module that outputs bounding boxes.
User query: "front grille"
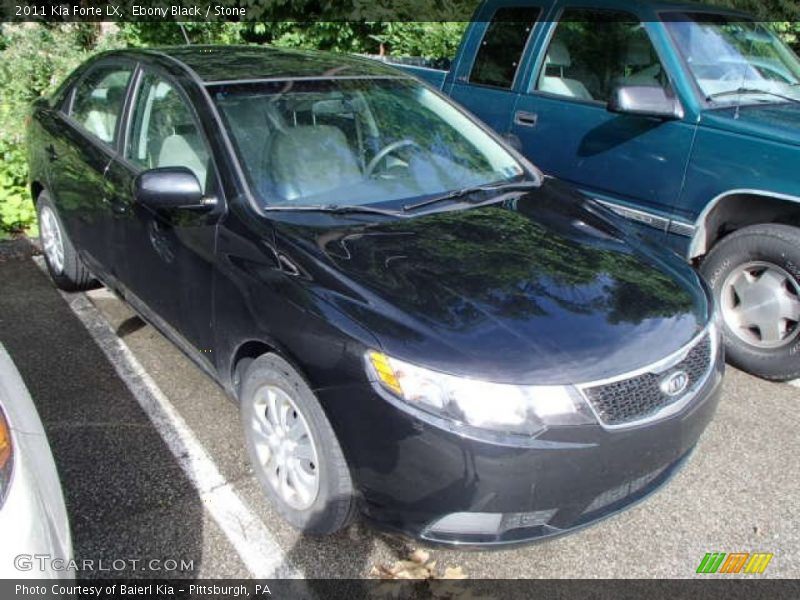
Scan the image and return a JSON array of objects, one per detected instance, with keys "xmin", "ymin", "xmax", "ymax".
[{"xmin": 582, "ymin": 332, "xmax": 713, "ymax": 427}]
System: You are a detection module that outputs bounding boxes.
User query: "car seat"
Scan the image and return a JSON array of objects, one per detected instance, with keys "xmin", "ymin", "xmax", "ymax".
[
  {"xmin": 538, "ymin": 40, "xmax": 593, "ymax": 101},
  {"xmin": 268, "ymin": 125, "xmax": 362, "ymax": 202}
]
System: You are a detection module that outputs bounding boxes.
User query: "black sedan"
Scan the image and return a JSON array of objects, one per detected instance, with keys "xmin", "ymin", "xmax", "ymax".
[{"xmin": 27, "ymin": 46, "xmax": 723, "ymax": 546}]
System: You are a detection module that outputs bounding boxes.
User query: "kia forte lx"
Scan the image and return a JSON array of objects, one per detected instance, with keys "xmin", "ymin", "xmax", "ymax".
[{"xmin": 27, "ymin": 46, "xmax": 723, "ymax": 546}]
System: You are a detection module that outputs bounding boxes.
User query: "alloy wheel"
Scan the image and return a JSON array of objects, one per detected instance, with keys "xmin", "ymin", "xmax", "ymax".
[
  {"xmin": 721, "ymin": 260, "xmax": 800, "ymax": 349},
  {"xmin": 40, "ymin": 206, "xmax": 65, "ymax": 275},
  {"xmin": 248, "ymin": 385, "xmax": 320, "ymax": 510}
]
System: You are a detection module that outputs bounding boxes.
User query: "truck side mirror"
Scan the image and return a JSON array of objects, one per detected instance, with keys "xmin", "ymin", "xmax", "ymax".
[{"xmin": 607, "ymin": 86, "xmax": 684, "ymax": 120}]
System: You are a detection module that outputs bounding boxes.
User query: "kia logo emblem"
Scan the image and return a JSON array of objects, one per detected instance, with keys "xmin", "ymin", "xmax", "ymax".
[{"xmin": 660, "ymin": 370, "xmax": 689, "ymax": 397}]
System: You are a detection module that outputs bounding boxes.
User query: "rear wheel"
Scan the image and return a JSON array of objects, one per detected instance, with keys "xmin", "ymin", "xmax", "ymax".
[
  {"xmin": 36, "ymin": 192, "xmax": 94, "ymax": 291},
  {"xmin": 239, "ymin": 354, "xmax": 355, "ymax": 534},
  {"xmin": 700, "ymin": 223, "xmax": 800, "ymax": 381}
]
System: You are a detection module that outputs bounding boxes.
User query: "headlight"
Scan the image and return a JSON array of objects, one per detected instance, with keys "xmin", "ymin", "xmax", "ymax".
[
  {"xmin": 366, "ymin": 351, "xmax": 594, "ymax": 437},
  {"xmin": 0, "ymin": 406, "xmax": 13, "ymax": 508}
]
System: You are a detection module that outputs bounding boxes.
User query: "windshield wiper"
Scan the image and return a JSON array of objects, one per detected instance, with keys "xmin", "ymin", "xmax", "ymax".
[
  {"xmin": 706, "ymin": 87, "xmax": 799, "ymax": 103},
  {"xmin": 402, "ymin": 180, "xmax": 539, "ymax": 212},
  {"xmin": 263, "ymin": 204, "xmax": 403, "ymax": 217}
]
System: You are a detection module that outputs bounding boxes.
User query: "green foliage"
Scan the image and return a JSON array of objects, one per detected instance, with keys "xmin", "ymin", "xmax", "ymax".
[
  {"xmin": 371, "ymin": 22, "xmax": 468, "ymax": 58},
  {"xmin": 0, "ymin": 23, "xmax": 124, "ymax": 236},
  {"xmin": 117, "ymin": 22, "xmax": 244, "ymax": 46}
]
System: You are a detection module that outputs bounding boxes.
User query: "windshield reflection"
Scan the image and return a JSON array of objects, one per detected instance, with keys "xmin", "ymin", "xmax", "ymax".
[
  {"xmin": 212, "ymin": 78, "xmax": 524, "ymax": 208},
  {"xmin": 665, "ymin": 14, "xmax": 800, "ymax": 103}
]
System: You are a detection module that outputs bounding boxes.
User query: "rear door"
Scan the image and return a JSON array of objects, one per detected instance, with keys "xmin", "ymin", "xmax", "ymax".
[
  {"xmin": 47, "ymin": 61, "xmax": 135, "ymax": 277},
  {"xmin": 447, "ymin": 4, "xmax": 546, "ymax": 138},
  {"xmin": 104, "ymin": 66, "xmax": 220, "ymax": 368},
  {"xmin": 509, "ymin": 4, "xmax": 697, "ymax": 238}
]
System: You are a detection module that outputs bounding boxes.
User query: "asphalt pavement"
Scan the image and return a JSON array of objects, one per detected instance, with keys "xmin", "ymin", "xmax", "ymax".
[{"xmin": 0, "ymin": 243, "xmax": 798, "ymax": 579}]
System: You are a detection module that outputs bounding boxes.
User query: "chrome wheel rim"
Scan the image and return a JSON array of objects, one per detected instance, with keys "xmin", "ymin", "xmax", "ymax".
[
  {"xmin": 721, "ymin": 261, "xmax": 800, "ymax": 349},
  {"xmin": 249, "ymin": 385, "xmax": 319, "ymax": 510},
  {"xmin": 40, "ymin": 206, "xmax": 65, "ymax": 274}
]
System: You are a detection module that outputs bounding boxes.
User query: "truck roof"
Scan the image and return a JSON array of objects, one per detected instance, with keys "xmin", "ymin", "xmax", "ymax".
[{"xmin": 478, "ymin": 0, "xmax": 752, "ymax": 19}]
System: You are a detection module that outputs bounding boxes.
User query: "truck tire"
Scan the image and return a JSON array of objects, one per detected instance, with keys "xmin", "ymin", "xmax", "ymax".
[
  {"xmin": 36, "ymin": 191, "xmax": 95, "ymax": 291},
  {"xmin": 700, "ymin": 223, "xmax": 800, "ymax": 381},
  {"xmin": 239, "ymin": 353, "xmax": 355, "ymax": 534}
]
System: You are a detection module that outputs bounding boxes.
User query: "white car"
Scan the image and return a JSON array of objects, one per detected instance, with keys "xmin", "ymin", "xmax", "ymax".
[{"xmin": 0, "ymin": 343, "xmax": 72, "ymax": 578}]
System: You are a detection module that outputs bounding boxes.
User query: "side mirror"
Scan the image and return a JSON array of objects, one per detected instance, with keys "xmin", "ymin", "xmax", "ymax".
[
  {"xmin": 607, "ymin": 86, "xmax": 684, "ymax": 120},
  {"xmin": 133, "ymin": 167, "xmax": 216, "ymax": 211}
]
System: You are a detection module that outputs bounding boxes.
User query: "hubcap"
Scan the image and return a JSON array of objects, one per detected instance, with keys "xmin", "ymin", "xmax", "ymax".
[
  {"xmin": 721, "ymin": 261, "xmax": 800, "ymax": 349},
  {"xmin": 248, "ymin": 386, "xmax": 319, "ymax": 510},
  {"xmin": 40, "ymin": 206, "xmax": 65, "ymax": 274}
]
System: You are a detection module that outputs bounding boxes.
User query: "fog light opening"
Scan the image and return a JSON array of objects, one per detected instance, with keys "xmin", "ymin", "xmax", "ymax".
[{"xmin": 426, "ymin": 509, "xmax": 557, "ymax": 538}]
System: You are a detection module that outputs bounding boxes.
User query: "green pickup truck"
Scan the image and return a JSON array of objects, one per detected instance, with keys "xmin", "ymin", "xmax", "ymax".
[{"xmin": 392, "ymin": 0, "xmax": 800, "ymax": 381}]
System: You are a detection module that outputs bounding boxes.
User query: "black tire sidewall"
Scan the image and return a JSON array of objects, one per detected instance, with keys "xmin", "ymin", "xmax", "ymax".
[
  {"xmin": 239, "ymin": 354, "xmax": 354, "ymax": 534},
  {"xmin": 700, "ymin": 224, "xmax": 800, "ymax": 381}
]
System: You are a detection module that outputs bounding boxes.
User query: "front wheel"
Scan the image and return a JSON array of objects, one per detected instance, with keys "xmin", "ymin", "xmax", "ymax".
[
  {"xmin": 239, "ymin": 354, "xmax": 355, "ymax": 534},
  {"xmin": 700, "ymin": 223, "xmax": 800, "ymax": 381}
]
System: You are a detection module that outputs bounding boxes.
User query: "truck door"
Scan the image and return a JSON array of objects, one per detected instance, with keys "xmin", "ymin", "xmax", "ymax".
[
  {"xmin": 510, "ymin": 5, "xmax": 697, "ymax": 241},
  {"xmin": 448, "ymin": 5, "xmax": 545, "ymax": 138}
]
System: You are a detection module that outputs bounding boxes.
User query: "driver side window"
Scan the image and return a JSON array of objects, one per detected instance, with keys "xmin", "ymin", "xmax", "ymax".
[
  {"xmin": 536, "ymin": 10, "xmax": 671, "ymax": 103},
  {"xmin": 126, "ymin": 72, "xmax": 211, "ymax": 193}
]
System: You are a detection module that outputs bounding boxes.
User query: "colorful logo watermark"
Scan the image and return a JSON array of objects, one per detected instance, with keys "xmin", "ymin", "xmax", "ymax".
[{"xmin": 696, "ymin": 552, "xmax": 773, "ymax": 574}]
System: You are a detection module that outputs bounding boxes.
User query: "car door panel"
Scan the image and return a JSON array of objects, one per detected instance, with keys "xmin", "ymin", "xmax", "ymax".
[{"xmin": 108, "ymin": 68, "xmax": 219, "ymax": 367}]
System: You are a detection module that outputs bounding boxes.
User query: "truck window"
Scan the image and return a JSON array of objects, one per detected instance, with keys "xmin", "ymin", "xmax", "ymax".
[
  {"xmin": 535, "ymin": 9, "xmax": 670, "ymax": 103},
  {"xmin": 469, "ymin": 7, "xmax": 542, "ymax": 89}
]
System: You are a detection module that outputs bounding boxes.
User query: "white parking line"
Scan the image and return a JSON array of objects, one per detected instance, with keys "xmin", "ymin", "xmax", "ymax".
[{"xmin": 35, "ymin": 259, "xmax": 300, "ymax": 579}]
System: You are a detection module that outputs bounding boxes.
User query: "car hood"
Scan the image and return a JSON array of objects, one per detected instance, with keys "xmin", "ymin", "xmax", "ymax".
[
  {"xmin": 701, "ymin": 102, "xmax": 800, "ymax": 147},
  {"xmin": 273, "ymin": 179, "xmax": 710, "ymax": 385}
]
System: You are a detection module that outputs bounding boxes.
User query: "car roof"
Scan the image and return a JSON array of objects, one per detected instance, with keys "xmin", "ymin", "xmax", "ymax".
[{"xmin": 114, "ymin": 45, "xmax": 404, "ymax": 84}]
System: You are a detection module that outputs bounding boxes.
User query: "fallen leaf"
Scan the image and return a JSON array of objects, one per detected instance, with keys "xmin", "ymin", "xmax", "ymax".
[{"xmin": 442, "ymin": 566, "xmax": 467, "ymax": 579}]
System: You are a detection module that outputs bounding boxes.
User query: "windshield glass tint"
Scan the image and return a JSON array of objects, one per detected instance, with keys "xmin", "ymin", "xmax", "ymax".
[
  {"xmin": 664, "ymin": 14, "xmax": 800, "ymax": 103},
  {"xmin": 212, "ymin": 78, "xmax": 524, "ymax": 207}
]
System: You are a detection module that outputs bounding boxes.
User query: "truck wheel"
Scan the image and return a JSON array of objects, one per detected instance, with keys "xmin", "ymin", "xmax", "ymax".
[
  {"xmin": 700, "ymin": 223, "xmax": 800, "ymax": 381},
  {"xmin": 239, "ymin": 354, "xmax": 355, "ymax": 534},
  {"xmin": 36, "ymin": 192, "xmax": 94, "ymax": 291}
]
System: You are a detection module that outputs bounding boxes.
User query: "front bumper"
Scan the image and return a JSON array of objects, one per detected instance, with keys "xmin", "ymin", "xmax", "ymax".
[{"xmin": 319, "ymin": 353, "xmax": 723, "ymax": 548}]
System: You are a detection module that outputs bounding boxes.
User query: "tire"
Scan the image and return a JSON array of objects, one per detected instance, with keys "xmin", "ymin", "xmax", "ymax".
[
  {"xmin": 700, "ymin": 223, "xmax": 800, "ymax": 381},
  {"xmin": 239, "ymin": 353, "xmax": 355, "ymax": 534},
  {"xmin": 36, "ymin": 191, "xmax": 94, "ymax": 291}
]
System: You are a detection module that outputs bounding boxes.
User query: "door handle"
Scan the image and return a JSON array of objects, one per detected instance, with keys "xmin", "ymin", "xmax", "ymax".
[
  {"xmin": 514, "ymin": 111, "xmax": 538, "ymax": 127},
  {"xmin": 46, "ymin": 144, "xmax": 59, "ymax": 162},
  {"xmin": 104, "ymin": 197, "xmax": 128, "ymax": 215}
]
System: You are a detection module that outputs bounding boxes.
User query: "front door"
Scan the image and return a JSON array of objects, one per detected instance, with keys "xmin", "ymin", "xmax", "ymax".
[
  {"xmin": 105, "ymin": 68, "xmax": 219, "ymax": 368},
  {"xmin": 510, "ymin": 5, "xmax": 696, "ymax": 238}
]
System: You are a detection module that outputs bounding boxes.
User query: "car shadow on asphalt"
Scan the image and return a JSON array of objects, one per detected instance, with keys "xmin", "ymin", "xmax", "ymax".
[{"xmin": 0, "ymin": 246, "xmax": 205, "ymax": 580}]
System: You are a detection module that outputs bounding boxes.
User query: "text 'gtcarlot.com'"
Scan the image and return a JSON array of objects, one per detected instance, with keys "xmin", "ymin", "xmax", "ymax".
[{"xmin": 14, "ymin": 554, "xmax": 194, "ymax": 572}]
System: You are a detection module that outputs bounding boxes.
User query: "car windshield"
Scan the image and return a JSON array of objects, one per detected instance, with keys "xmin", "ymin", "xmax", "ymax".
[
  {"xmin": 664, "ymin": 13, "xmax": 800, "ymax": 104},
  {"xmin": 212, "ymin": 77, "xmax": 525, "ymax": 208}
]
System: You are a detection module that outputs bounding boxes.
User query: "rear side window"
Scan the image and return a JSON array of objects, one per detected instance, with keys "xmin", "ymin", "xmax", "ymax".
[
  {"xmin": 70, "ymin": 66, "xmax": 133, "ymax": 144},
  {"xmin": 469, "ymin": 6, "xmax": 542, "ymax": 89}
]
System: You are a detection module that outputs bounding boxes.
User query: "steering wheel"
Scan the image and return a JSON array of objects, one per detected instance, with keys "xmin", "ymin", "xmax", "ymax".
[{"xmin": 365, "ymin": 139, "xmax": 422, "ymax": 177}]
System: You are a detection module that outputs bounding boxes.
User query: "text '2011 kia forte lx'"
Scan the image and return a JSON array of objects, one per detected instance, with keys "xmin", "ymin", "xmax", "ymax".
[{"xmin": 28, "ymin": 46, "xmax": 723, "ymax": 546}]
